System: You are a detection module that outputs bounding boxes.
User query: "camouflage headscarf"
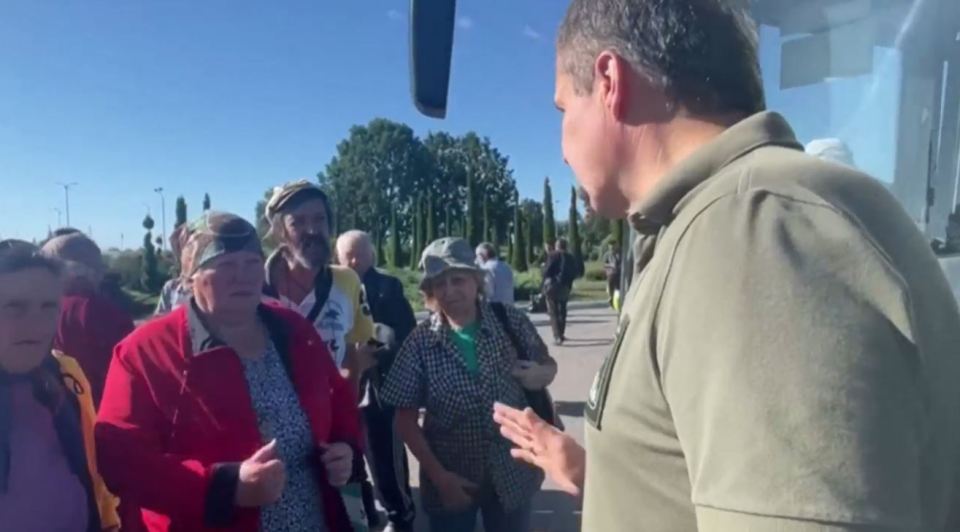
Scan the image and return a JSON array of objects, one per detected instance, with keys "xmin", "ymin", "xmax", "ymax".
[{"xmin": 181, "ymin": 211, "xmax": 263, "ymax": 278}]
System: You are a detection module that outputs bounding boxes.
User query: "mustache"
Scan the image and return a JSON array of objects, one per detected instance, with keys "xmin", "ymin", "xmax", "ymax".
[{"xmin": 298, "ymin": 233, "xmax": 330, "ymax": 250}]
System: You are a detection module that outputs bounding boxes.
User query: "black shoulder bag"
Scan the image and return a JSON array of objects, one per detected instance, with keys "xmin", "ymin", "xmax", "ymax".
[{"xmin": 490, "ymin": 303, "xmax": 563, "ymax": 430}]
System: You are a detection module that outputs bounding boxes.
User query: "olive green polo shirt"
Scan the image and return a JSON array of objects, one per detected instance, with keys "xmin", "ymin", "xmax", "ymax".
[{"xmin": 583, "ymin": 112, "xmax": 960, "ymax": 531}]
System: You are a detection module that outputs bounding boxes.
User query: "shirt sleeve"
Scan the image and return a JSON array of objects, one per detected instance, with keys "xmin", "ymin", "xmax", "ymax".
[
  {"xmin": 346, "ymin": 277, "xmax": 375, "ymax": 345},
  {"xmin": 658, "ymin": 192, "xmax": 923, "ymax": 530},
  {"xmin": 380, "ymin": 329, "xmax": 427, "ymax": 409}
]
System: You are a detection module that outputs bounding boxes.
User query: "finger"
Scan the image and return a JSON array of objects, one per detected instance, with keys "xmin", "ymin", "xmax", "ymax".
[
  {"xmin": 493, "ymin": 404, "xmax": 531, "ymax": 431},
  {"xmin": 321, "ymin": 448, "xmax": 352, "ymax": 465},
  {"xmin": 509, "ymin": 447, "xmax": 542, "ymax": 468},
  {"xmin": 497, "ymin": 411, "xmax": 537, "ymax": 444},
  {"xmin": 499, "ymin": 423, "xmax": 537, "ymax": 451},
  {"xmin": 250, "ymin": 439, "xmax": 278, "ymax": 462}
]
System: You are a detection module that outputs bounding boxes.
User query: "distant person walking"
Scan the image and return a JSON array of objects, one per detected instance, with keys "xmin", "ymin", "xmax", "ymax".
[
  {"xmin": 602, "ymin": 244, "xmax": 621, "ymax": 308},
  {"xmin": 336, "ymin": 230, "xmax": 417, "ymax": 532},
  {"xmin": 40, "ymin": 232, "xmax": 134, "ymax": 407},
  {"xmin": 475, "ymin": 242, "xmax": 514, "ymax": 305},
  {"xmin": 541, "ymin": 238, "xmax": 580, "ymax": 345}
]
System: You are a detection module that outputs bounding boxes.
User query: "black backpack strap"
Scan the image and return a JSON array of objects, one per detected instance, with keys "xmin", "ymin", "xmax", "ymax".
[
  {"xmin": 490, "ymin": 303, "xmax": 530, "ymax": 362},
  {"xmin": 305, "ymin": 267, "xmax": 334, "ymax": 323}
]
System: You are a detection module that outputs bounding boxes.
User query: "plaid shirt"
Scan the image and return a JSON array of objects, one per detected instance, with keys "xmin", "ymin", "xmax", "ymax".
[{"xmin": 381, "ymin": 302, "xmax": 552, "ymax": 513}]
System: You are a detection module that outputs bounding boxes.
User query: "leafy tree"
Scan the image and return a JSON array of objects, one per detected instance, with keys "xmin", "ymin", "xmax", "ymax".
[
  {"xmin": 202, "ymin": 193, "xmax": 211, "ymax": 211},
  {"xmin": 142, "ymin": 214, "xmax": 155, "ymax": 231},
  {"xmin": 569, "ymin": 186, "xmax": 583, "ymax": 263},
  {"xmin": 424, "ymin": 131, "xmax": 517, "ymax": 243},
  {"xmin": 175, "ymin": 196, "xmax": 188, "ymax": 228},
  {"xmin": 543, "ymin": 177, "xmax": 557, "ymax": 249},
  {"xmin": 320, "ymin": 119, "xmax": 433, "ymax": 246}
]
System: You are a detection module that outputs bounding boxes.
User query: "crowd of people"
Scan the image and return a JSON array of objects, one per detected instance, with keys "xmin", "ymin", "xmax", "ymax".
[
  {"xmin": 0, "ymin": 178, "xmax": 563, "ymax": 532},
  {"xmin": 5, "ymin": 0, "xmax": 960, "ymax": 531}
]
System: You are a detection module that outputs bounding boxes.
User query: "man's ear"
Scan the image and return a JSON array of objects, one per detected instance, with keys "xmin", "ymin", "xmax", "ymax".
[{"xmin": 595, "ymin": 51, "xmax": 629, "ymax": 121}]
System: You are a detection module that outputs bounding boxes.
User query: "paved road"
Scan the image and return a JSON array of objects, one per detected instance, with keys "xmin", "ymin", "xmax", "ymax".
[{"xmin": 397, "ymin": 305, "xmax": 618, "ymax": 532}]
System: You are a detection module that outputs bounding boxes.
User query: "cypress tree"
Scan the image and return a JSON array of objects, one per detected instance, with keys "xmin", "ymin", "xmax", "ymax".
[
  {"xmin": 426, "ymin": 191, "xmax": 437, "ymax": 245},
  {"xmin": 175, "ymin": 196, "xmax": 188, "ymax": 228},
  {"xmin": 444, "ymin": 205, "xmax": 453, "ymax": 238},
  {"xmin": 482, "ymin": 195, "xmax": 492, "ymax": 244},
  {"xmin": 202, "ymin": 193, "xmax": 211, "ymax": 211},
  {"xmin": 570, "ymin": 186, "xmax": 583, "ymax": 264},
  {"xmin": 543, "ymin": 177, "xmax": 557, "ymax": 249},
  {"xmin": 525, "ymin": 211, "xmax": 534, "ymax": 266},
  {"xmin": 411, "ymin": 195, "xmax": 421, "ymax": 269},
  {"xmin": 466, "ymin": 174, "xmax": 479, "ymax": 246},
  {"xmin": 388, "ymin": 205, "xmax": 400, "ymax": 268},
  {"xmin": 512, "ymin": 194, "xmax": 528, "ymax": 272}
]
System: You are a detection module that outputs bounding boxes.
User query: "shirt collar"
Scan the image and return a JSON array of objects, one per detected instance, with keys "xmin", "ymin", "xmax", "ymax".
[
  {"xmin": 627, "ymin": 111, "xmax": 802, "ymax": 234},
  {"xmin": 186, "ymin": 298, "xmax": 225, "ymax": 356}
]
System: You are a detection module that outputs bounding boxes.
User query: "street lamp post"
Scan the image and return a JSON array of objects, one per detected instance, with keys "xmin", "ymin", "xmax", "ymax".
[
  {"xmin": 154, "ymin": 187, "xmax": 167, "ymax": 253},
  {"xmin": 56, "ymin": 182, "xmax": 78, "ymax": 227}
]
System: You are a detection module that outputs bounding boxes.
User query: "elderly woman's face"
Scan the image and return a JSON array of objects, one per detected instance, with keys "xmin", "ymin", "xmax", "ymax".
[
  {"xmin": 192, "ymin": 251, "xmax": 265, "ymax": 314},
  {"xmin": 430, "ymin": 270, "xmax": 480, "ymax": 318},
  {"xmin": 0, "ymin": 267, "xmax": 62, "ymax": 374}
]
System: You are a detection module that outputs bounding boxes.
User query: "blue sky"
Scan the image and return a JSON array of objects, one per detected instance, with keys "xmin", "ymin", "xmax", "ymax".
[
  {"xmin": 0, "ymin": 0, "xmax": 902, "ymax": 248},
  {"xmin": 0, "ymin": 0, "xmax": 570, "ymax": 248}
]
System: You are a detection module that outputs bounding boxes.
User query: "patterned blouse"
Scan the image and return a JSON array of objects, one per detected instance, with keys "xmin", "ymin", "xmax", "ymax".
[
  {"xmin": 381, "ymin": 302, "xmax": 552, "ymax": 514},
  {"xmin": 241, "ymin": 342, "xmax": 327, "ymax": 532}
]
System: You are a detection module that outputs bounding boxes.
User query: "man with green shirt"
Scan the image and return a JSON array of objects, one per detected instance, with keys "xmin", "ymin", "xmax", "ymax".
[{"xmin": 494, "ymin": 0, "xmax": 960, "ymax": 530}]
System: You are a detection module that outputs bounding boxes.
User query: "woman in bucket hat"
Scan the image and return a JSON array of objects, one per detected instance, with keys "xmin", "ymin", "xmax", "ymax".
[{"xmin": 381, "ymin": 237, "xmax": 557, "ymax": 532}]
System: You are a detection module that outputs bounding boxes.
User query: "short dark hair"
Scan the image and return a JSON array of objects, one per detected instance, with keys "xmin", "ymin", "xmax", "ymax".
[
  {"xmin": 477, "ymin": 242, "xmax": 497, "ymax": 260},
  {"xmin": 51, "ymin": 227, "xmax": 82, "ymax": 238},
  {"xmin": 556, "ymin": 238, "xmax": 569, "ymax": 251},
  {"xmin": 557, "ymin": 0, "xmax": 765, "ymax": 116},
  {"xmin": 0, "ymin": 240, "xmax": 62, "ymax": 276}
]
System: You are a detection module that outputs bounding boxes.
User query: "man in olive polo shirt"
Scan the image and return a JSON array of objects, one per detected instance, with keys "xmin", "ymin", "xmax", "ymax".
[{"xmin": 494, "ymin": 0, "xmax": 960, "ymax": 530}]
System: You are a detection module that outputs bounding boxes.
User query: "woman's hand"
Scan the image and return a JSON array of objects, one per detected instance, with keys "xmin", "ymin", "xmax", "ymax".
[
  {"xmin": 235, "ymin": 440, "xmax": 286, "ymax": 507},
  {"xmin": 320, "ymin": 442, "xmax": 354, "ymax": 487},
  {"xmin": 493, "ymin": 402, "xmax": 585, "ymax": 497},
  {"xmin": 434, "ymin": 470, "xmax": 479, "ymax": 511},
  {"xmin": 511, "ymin": 360, "xmax": 557, "ymax": 390}
]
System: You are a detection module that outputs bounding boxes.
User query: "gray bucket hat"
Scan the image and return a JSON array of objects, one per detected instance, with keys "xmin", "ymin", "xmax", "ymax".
[{"xmin": 419, "ymin": 237, "xmax": 480, "ymax": 288}]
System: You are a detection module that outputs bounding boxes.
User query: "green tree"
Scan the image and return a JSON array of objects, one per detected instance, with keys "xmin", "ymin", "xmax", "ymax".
[
  {"xmin": 424, "ymin": 131, "xmax": 517, "ymax": 242},
  {"xmin": 444, "ymin": 206, "xmax": 453, "ymax": 238},
  {"xmin": 521, "ymin": 199, "xmax": 545, "ymax": 259},
  {"xmin": 202, "ymin": 193, "xmax": 211, "ymax": 211},
  {"xmin": 426, "ymin": 190, "xmax": 437, "ymax": 245},
  {"xmin": 388, "ymin": 204, "xmax": 401, "ymax": 268},
  {"xmin": 612, "ymin": 218, "xmax": 625, "ymax": 251},
  {"xmin": 569, "ymin": 186, "xmax": 583, "ymax": 263},
  {"xmin": 511, "ymin": 193, "xmax": 528, "ymax": 272},
  {"xmin": 411, "ymin": 194, "xmax": 421, "ymax": 269},
  {"xmin": 465, "ymin": 173, "xmax": 480, "ymax": 246},
  {"xmin": 543, "ymin": 177, "xmax": 557, "ymax": 249},
  {"xmin": 141, "ymin": 214, "xmax": 161, "ymax": 293},
  {"xmin": 175, "ymin": 196, "xmax": 188, "ymax": 228},
  {"xmin": 482, "ymin": 195, "xmax": 492, "ymax": 243},
  {"xmin": 525, "ymin": 211, "xmax": 535, "ymax": 266},
  {"xmin": 320, "ymin": 119, "xmax": 433, "ymax": 244}
]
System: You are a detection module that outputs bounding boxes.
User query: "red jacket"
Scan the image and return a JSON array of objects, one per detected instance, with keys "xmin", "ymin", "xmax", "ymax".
[
  {"xmin": 54, "ymin": 292, "xmax": 135, "ymax": 407},
  {"xmin": 95, "ymin": 303, "xmax": 362, "ymax": 532}
]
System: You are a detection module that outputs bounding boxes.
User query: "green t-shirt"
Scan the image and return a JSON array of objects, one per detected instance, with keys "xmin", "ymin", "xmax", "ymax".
[{"xmin": 448, "ymin": 322, "xmax": 479, "ymax": 376}]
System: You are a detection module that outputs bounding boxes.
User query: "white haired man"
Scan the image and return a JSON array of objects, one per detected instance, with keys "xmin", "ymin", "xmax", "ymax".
[{"xmin": 336, "ymin": 230, "xmax": 417, "ymax": 532}]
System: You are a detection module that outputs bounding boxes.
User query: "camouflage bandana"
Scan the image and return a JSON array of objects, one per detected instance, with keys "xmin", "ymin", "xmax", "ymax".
[{"xmin": 181, "ymin": 211, "xmax": 263, "ymax": 277}]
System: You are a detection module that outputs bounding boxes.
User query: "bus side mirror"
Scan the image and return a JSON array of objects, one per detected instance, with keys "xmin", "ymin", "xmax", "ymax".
[{"xmin": 410, "ymin": 0, "xmax": 456, "ymax": 119}]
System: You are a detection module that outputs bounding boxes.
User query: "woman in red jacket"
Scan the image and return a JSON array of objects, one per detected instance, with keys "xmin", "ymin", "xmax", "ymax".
[{"xmin": 96, "ymin": 212, "xmax": 362, "ymax": 532}]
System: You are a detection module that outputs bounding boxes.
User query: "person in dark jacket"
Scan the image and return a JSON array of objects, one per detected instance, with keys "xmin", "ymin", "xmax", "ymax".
[
  {"xmin": 96, "ymin": 212, "xmax": 363, "ymax": 532},
  {"xmin": 541, "ymin": 238, "xmax": 580, "ymax": 345},
  {"xmin": 0, "ymin": 240, "xmax": 119, "ymax": 531},
  {"xmin": 40, "ymin": 233, "xmax": 135, "ymax": 407},
  {"xmin": 336, "ymin": 230, "xmax": 417, "ymax": 532}
]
